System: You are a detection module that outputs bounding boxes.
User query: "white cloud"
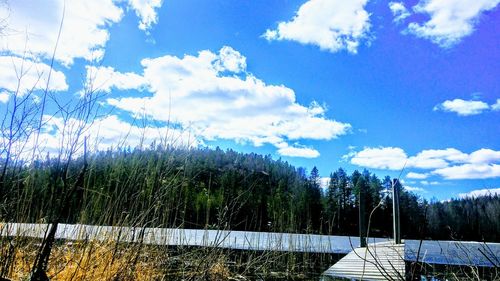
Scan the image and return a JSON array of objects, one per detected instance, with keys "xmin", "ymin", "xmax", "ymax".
[
  {"xmin": 89, "ymin": 115, "xmax": 196, "ymax": 151},
  {"xmin": 107, "ymin": 46, "xmax": 351, "ymax": 158},
  {"xmin": 0, "ymin": 0, "xmax": 123, "ymax": 66},
  {"xmin": 350, "ymin": 147, "xmax": 408, "ymax": 170},
  {"xmin": 0, "ymin": 56, "xmax": 67, "ymax": 95},
  {"xmin": 14, "ymin": 114, "xmax": 196, "ymax": 159},
  {"xmin": 277, "ymin": 143, "xmax": 320, "ymax": 158},
  {"xmin": 405, "ymin": 186, "xmax": 427, "ymax": 193},
  {"xmin": 433, "ymin": 164, "xmax": 500, "ymax": 179},
  {"xmin": 127, "ymin": 0, "xmax": 163, "ymax": 31},
  {"xmin": 407, "ymin": 0, "xmax": 500, "ymax": 47},
  {"xmin": 346, "ymin": 147, "xmax": 500, "ymax": 180},
  {"xmin": 468, "ymin": 148, "xmax": 500, "ymax": 163},
  {"xmin": 458, "ymin": 188, "xmax": 500, "ymax": 198},
  {"xmin": 406, "ymin": 172, "xmax": 429, "ymax": 179},
  {"xmin": 86, "ymin": 66, "xmax": 148, "ymax": 93},
  {"xmin": 420, "ymin": 180, "xmax": 439, "ymax": 185},
  {"xmin": 408, "ymin": 148, "xmax": 468, "ymax": 169},
  {"xmin": 214, "ymin": 46, "xmax": 247, "ymax": 73},
  {"xmin": 320, "ymin": 177, "xmax": 330, "ymax": 189},
  {"xmin": 263, "ymin": 0, "xmax": 372, "ymax": 53},
  {"xmin": 0, "ymin": 91, "xmax": 8, "ymax": 103},
  {"xmin": 389, "ymin": 2, "xmax": 411, "ymax": 23},
  {"xmin": 492, "ymin": 99, "xmax": 500, "ymax": 111},
  {"xmin": 434, "ymin": 99, "xmax": 490, "ymax": 116}
]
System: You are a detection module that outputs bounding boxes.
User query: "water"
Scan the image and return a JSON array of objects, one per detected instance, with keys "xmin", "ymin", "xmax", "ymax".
[{"xmin": 405, "ymin": 239, "xmax": 500, "ymax": 267}]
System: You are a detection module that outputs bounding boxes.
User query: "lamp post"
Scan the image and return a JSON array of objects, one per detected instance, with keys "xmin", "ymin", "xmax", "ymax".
[
  {"xmin": 359, "ymin": 184, "xmax": 367, "ymax": 247},
  {"xmin": 392, "ymin": 179, "xmax": 401, "ymax": 244}
]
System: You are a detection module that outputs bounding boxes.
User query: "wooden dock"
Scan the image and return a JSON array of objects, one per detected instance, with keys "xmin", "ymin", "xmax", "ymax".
[
  {"xmin": 323, "ymin": 241, "xmax": 405, "ymax": 280},
  {"xmin": 0, "ymin": 223, "xmax": 386, "ymax": 254},
  {"xmin": 1, "ymin": 222, "xmax": 498, "ymax": 275}
]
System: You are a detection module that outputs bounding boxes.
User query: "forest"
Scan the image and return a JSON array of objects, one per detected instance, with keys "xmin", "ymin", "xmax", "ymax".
[{"xmin": 1, "ymin": 145, "xmax": 498, "ymax": 242}]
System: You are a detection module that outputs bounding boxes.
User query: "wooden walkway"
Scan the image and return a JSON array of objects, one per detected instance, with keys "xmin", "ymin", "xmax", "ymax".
[
  {"xmin": 0, "ymin": 223, "xmax": 384, "ymax": 254},
  {"xmin": 323, "ymin": 241, "xmax": 405, "ymax": 280},
  {"xmin": 323, "ymin": 239, "xmax": 500, "ymax": 280},
  {"xmin": 1, "ymin": 223, "xmax": 498, "ymax": 273}
]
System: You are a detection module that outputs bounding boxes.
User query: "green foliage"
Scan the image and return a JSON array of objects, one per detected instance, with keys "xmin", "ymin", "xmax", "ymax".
[{"xmin": 1, "ymin": 146, "xmax": 498, "ymax": 241}]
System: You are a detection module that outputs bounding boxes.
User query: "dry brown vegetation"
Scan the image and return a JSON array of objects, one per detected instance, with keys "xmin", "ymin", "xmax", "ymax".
[
  {"xmin": 0, "ymin": 236, "xmax": 333, "ymax": 281},
  {"xmin": 2, "ymin": 239, "xmax": 166, "ymax": 281}
]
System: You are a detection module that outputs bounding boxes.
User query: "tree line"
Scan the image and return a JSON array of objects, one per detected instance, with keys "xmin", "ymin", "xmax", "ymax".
[{"xmin": 0, "ymin": 145, "xmax": 498, "ymax": 242}]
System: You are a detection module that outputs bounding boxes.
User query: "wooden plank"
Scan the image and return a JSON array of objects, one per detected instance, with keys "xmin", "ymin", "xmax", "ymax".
[
  {"xmin": 323, "ymin": 241, "xmax": 405, "ymax": 281},
  {"xmin": 2, "ymin": 223, "xmax": 498, "ymax": 269},
  {"xmin": 0, "ymin": 223, "xmax": 385, "ymax": 254}
]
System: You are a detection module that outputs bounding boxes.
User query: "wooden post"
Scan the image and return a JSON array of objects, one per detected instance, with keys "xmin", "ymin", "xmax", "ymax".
[
  {"xmin": 392, "ymin": 179, "xmax": 401, "ymax": 244},
  {"xmin": 359, "ymin": 184, "xmax": 366, "ymax": 247}
]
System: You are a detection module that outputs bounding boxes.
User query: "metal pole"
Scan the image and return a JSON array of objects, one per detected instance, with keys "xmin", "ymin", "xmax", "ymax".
[
  {"xmin": 392, "ymin": 179, "xmax": 401, "ymax": 244},
  {"xmin": 359, "ymin": 185, "xmax": 366, "ymax": 247}
]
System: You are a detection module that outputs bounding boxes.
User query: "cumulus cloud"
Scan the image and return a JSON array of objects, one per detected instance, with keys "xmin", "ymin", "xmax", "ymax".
[
  {"xmin": 276, "ymin": 143, "xmax": 320, "ymax": 158},
  {"xmin": 346, "ymin": 147, "xmax": 500, "ymax": 180},
  {"xmin": 0, "ymin": 56, "xmax": 68, "ymax": 95},
  {"xmin": 127, "ymin": 0, "xmax": 163, "ymax": 31},
  {"xmin": 458, "ymin": 188, "xmax": 500, "ymax": 198},
  {"xmin": 407, "ymin": 0, "xmax": 500, "ymax": 48},
  {"xmin": 468, "ymin": 148, "xmax": 500, "ymax": 163},
  {"xmin": 214, "ymin": 46, "xmax": 247, "ymax": 73},
  {"xmin": 13, "ymin": 114, "xmax": 196, "ymax": 160},
  {"xmin": 262, "ymin": 0, "xmax": 372, "ymax": 53},
  {"xmin": 406, "ymin": 172, "xmax": 429, "ymax": 179},
  {"xmin": 350, "ymin": 147, "xmax": 408, "ymax": 170},
  {"xmin": 86, "ymin": 66, "xmax": 148, "ymax": 93},
  {"xmin": 89, "ymin": 115, "xmax": 196, "ymax": 151},
  {"xmin": 434, "ymin": 98, "xmax": 500, "ymax": 115},
  {"xmin": 320, "ymin": 177, "xmax": 330, "ymax": 189},
  {"xmin": 433, "ymin": 164, "xmax": 500, "ymax": 179},
  {"xmin": 404, "ymin": 186, "xmax": 427, "ymax": 193},
  {"xmin": 492, "ymin": 99, "xmax": 500, "ymax": 111},
  {"xmin": 389, "ymin": 2, "xmax": 410, "ymax": 23},
  {"xmin": 0, "ymin": 91, "xmax": 8, "ymax": 103},
  {"xmin": 0, "ymin": 0, "xmax": 124, "ymax": 66},
  {"xmin": 106, "ymin": 46, "xmax": 350, "ymax": 158},
  {"xmin": 434, "ymin": 99, "xmax": 490, "ymax": 116},
  {"xmin": 408, "ymin": 148, "xmax": 468, "ymax": 169},
  {"xmin": 420, "ymin": 180, "xmax": 439, "ymax": 185}
]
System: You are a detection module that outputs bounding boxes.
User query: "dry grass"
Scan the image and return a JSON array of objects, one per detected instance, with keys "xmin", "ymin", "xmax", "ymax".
[
  {"xmin": 0, "ymin": 238, "xmax": 244, "ymax": 281},
  {"xmin": 207, "ymin": 258, "xmax": 231, "ymax": 281},
  {"xmin": 3, "ymin": 239, "xmax": 165, "ymax": 281}
]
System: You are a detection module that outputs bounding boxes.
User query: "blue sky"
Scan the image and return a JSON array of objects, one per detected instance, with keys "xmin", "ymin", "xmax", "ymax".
[{"xmin": 0, "ymin": 0, "xmax": 499, "ymax": 200}]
